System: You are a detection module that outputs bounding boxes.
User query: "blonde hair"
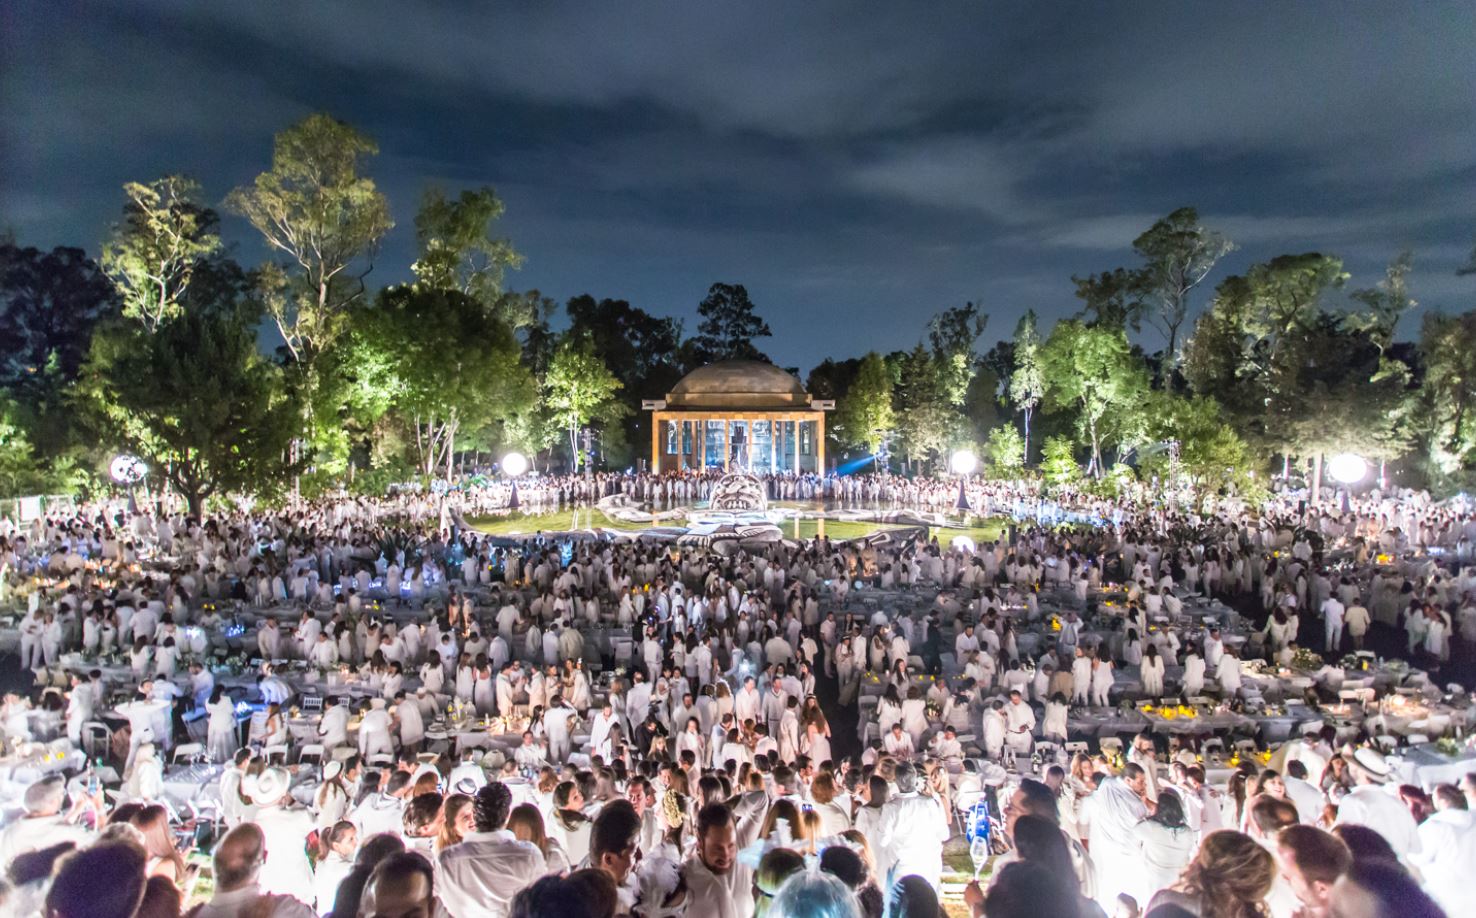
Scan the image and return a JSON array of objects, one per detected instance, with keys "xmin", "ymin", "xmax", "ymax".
[{"xmin": 1173, "ymin": 830, "xmax": 1276, "ymax": 918}]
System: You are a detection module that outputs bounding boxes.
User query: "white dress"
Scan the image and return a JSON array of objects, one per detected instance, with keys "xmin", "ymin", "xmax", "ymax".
[{"xmin": 207, "ymin": 696, "xmax": 238, "ymax": 763}]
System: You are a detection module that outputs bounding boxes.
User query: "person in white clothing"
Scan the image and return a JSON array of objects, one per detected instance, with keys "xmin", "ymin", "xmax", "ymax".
[
  {"xmin": 438, "ymin": 783, "xmax": 547, "ymax": 918},
  {"xmin": 876, "ymin": 762, "xmax": 951, "ymax": 890},
  {"xmin": 1408, "ymin": 783, "xmax": 1476, "ymax": 916},
  {"xmin": 249, "ymin": 766, "xmax": 316, "ymax": 904},
  {"xmin": 683, "ymin": 799, "xmax": 763, "ymax": 918},
  {"xmin": 1333, "ymin": 748, "xmax": 1420, "ymax": 860}
]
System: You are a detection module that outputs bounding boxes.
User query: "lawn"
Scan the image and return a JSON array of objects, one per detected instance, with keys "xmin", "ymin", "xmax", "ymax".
[{"xmin": 468, "ymin": 506, "xmax": 1009, "ymax": 545}]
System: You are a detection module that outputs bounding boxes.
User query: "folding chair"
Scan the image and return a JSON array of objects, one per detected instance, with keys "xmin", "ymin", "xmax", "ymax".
[
  {"xmin": 1098, "ymin": 736, "xmax": 1124, "ymax": 756},
  {"xmin": 171, "ymin": 743, "xmax": 204, "ymax": 764},
  {"xmin": 297, "ymin": 744, "xmax": 325, "ymax": 768},
  {"xmin": 1063, "ymin": 741, "xmax": 1090, "ymax": 757},
  {"xmin": 263, "ymin": 744, "xmax": 290, "ymax": 764},
  {"xmin": 83, "ymin": 722, "xmax": 112, "ymax": 761}
]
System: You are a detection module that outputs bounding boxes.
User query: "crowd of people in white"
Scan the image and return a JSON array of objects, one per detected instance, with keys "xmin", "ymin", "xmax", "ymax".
[{"xmin": 0, "ymin": 474, "xmax": 1474, "ymax": 918}]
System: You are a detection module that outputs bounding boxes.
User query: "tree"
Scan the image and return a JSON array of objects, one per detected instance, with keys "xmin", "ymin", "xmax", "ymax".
[
  {"xmin": 1073, "ymin": 268, "xmax": 1145, "ymax": 331},
  {"xmin": 1040, "ymin": 320, "xmax": 1149, "ymax": 477},
  {"xmin": 0, "ymin": 245, "xmax": 119, "ymax": 401},
  {"xmin": 1418, "ymin": 309, "xmax": 1476, "ymax": 490},
  {"xmin": 982, "ymin": 424, "xmax": 1025, "ymax": 476},
  {"xmin": 691, "ymin": 283, "xmax": 772, "ymax": 363},
  {"xmin": 0, "ymin": 243, "xmax": 120, "ymax": 459},
  {"xmin": 1344, "ymin": 252, "xmax": 1415, "ymax": 355},
  {"xmin": 544, "ymin": 336, "xmax": 629, "ymax": 471},
  {"xmin": 890, "ymin": 345, "xmax": 955, "ymax": 471},
  {"xmin": 1141, "ymin": 393, "xmax": 1259, "ymax": 496},
  {"xmin": 1183, "ymin": 253, "xmax": 1350, "ymax": 459},
  {"xmin": 226, "ymin": 114, "xmax": 393, "ymax": 363},
  {"xmin": 834, "ymin": 351, "xmax": 894, "ymax": 454},
  {"xmin": 1131, "ymin": 208, "xmax": 1234, "ymax": 368},
  {"xmin": 927, "ymin": 301, "xmax": 988, "ymax": 406},
  {"xmin": 100, "ymin": 176, "xmax": 221, "ymax": 332},
  {"xmin": 412, "ymin": 186, "xmax": 534, "ymax": 329},
  {"xmin": 87, "ymin": 298, "xmax": 299, "ymax": 516},
  {"xmin": 1040, "ymin": 436, "xmax": 1080, "ymax": 488},
  {"xmin": 1008, "ymin": 311, "xmax": 1045, "ymax": 464},
  {"xmin": 351, "ymin": 286, "xmax": 533, "ymax": 480}
]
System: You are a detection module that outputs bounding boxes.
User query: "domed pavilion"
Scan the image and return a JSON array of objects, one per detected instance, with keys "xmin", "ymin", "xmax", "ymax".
[{"xmin": 643, "ymin": 360, "xmax": 833, "ymax": 474}]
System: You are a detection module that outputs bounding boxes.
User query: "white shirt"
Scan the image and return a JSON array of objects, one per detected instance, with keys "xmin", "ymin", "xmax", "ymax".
[
  {"xmin": 193, "ymin": 884, "xmax": 315, "ymax": 918},
  {"xmin": 1410, "ymin": 808, "xmax": 1476, "ymax": 916},
  {"xmin": 877, "ymin": 791, "xmax": 951, "ymax": 888},
  {"xmin": 1335, "ymin": 784, "xmax": 1420, "ymax": 858},
  {"xmin": 438, "ymin": 829, "xmax": 547, "ymax": 918}
]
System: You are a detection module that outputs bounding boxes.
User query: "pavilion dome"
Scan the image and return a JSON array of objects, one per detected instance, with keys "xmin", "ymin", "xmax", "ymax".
[{"xmin": 664, "ymin": 359, "xmax": 811, "ymax": 409}]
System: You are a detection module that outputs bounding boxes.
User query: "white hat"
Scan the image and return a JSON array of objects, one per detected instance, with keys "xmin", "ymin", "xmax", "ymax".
[
  {"xmin": 253, "ymin": 766, "xmax": 291, "ymax": 803},
  {"xmin": 370, "ymin": 697, "xmax": 386, "ymax": 709},
  {"xmin": 1352, "ymin": 747, "xmax": 1392, "ymax": 780},
  {"xmin": 323, "ymin": 761, "xmax": 343, "ymax": 782}
]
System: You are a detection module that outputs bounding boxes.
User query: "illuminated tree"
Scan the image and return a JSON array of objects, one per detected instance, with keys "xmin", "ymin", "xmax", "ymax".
[
  {"xmin": 544, "ymin": 336, "xmax": 629, "ymax": 470},
  {"xmin": 834, "ymin": 351, "xmax": 895, "ymax": 454},
  {"xmin": 1008, "ymin": 310, "xmax": 1044, "ymax": 464},
  {"xmin": 101, "ymin": 176, "xmax": 221, "ymax": 332},
  {"xmin": 226, "ymin": 114, "xmax": 393, "ymax": 363}
]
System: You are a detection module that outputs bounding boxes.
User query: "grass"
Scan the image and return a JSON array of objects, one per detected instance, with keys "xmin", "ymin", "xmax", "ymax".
[{"xmin": 467, "ymin": 505, "xmax": 1010, "ymax": 544}]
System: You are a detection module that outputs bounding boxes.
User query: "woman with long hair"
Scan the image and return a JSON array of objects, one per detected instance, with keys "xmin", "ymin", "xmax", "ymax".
[
  {"xmin": 1132, "ymin": 788, "xmax": 1198, "ymax": 901},
  {"xmin": 549, "ymin": 780, "xmax": 592, "ymax": 865},
  {"xmin": 759, "ymin": 799, "xmax": 817, "ymax": 854},
  {"xmin": 313, "ymin": 761, "xmax": 351, "ymax": 829},
  {"xmin": 437, "ymin": 793, "xmax": 475, "ymax": 853},
  {"xmin": 1147, "ymin": 829, "xmax": 1276, "ymax": 918},
  {"xmin": 853, "ymin": 774, "xmax": 889, "ymax": 841},
  {"xmin": 206, "ymin": 686, "xmax": 238, "ymax": 764},
  {"xmin": 312, "ymin": 821, "xmax": 357, "ymax": 914},
  {"xmin": 508, "ymin": 802, "xmax": 573, "ymax": 874},
  {"xmin": 130, "ymin": 804, "xmax": 187, "ymax": 886}
]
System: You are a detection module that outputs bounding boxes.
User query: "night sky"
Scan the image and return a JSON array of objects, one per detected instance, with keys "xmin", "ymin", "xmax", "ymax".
[{"xmin": 4, "ymin": 2, "xmax": 1474, "ymax": 374}]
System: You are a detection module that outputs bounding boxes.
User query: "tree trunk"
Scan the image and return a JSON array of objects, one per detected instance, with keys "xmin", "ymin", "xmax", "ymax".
[{"xmin": 1022, "ymin": 407, "xmax": 1033, "ymax": 467}]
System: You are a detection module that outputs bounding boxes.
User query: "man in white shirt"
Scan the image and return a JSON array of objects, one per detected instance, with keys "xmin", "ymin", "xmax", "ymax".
[
  {"xmin": 877, "ymin": 762, "xmax": 951, "ymax": 890},
  {"xmin": 883, "ymin": 723, "xmax": 915, "ymax": 760},
  {"xmin": 0, "ymin": 776, "xmax": 91, "ymax": 868},
  {"xmin": 1004, "ymin": 690, "xmax": 1036, "ymax": 758},
  {"xmin": 1334, "ymin": 749, "xmax": 1420, "ymax": 860},
  {"xmin": 683, "ymin": 801, "xmax": 762, "ymax": 918},
  {"xmin": 186, "ymin": 823, "xmax": 316, "ymax": 918},
  {"xmin": 439, "ymin": 783, "xmax": 546, "ymax": 918},
  {"xmin": 1320, "ymin": 595, "xmax": 1345, "ymax": 652},
  {"xmin": 1408, "ymin": 783, "xmax": 1476, "ymax": 916}
]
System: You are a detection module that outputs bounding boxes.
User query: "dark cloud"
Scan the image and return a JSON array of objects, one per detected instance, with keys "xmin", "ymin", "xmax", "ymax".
[{"xmin": 3, "ymin": 1, "xmax": 1473, "ymax": 372}]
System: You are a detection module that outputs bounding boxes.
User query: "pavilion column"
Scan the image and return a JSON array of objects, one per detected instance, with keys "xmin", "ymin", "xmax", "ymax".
[
  {"xmin": 721, "ymin": 419, "xmax": 729, "ymax": 471},
  {"xmin": 789, "ymin": 420, "xmax": 798, "ymax": 473},
  {"xmin": 816, "ymin": 415, "xmax": 826, "ymax": 475},
  {"xmin": 768, "ymin": 421, "xmax": 776, "ymax": 475},
  {"xmin": 697, "ymin": 418, "xmax": 705, "ymax": 469},
  {"xmin": 651, "ymin": 413, "xmax": 662, "ymax": 473}
]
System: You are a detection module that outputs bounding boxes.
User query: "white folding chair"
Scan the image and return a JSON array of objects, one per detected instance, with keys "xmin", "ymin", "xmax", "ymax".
[
  {"xmin": 171, "ymin": 743, "xmax": 204, "ymax": 764},
  {"xmin": 1099, "ymin": 737, "xmax": 1124, "ymax": 756},
  {"xmin": 1064, "ymin": 741, "xmax": 1090, "ymax": 757},
  {"xmin": 263, "ymin": 744, "xmax": 290, "ymax": 764},
  {"xmin": 1374, "ymin": 735, "xmax": 1398, "ymax": 753},
  {"xmin": 297, "ymin": 744, "xmax": 325, "ymax": 767}
]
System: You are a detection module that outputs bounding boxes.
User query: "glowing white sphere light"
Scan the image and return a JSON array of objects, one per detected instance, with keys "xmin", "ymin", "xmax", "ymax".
[
  {"xmin": 109, "ymin": 454, "xmax": 147, "ymax": 484},
  {"xmin": 1327, "ymin": 453, "xmax": 1367, "ymax": 485},
  {"xmin": 500, "ymin": 452, "xmax": 529, "ymax": 477},
  {"xmin": 949, "ymin": 449, "xmax": 978, "ymax": 476}
]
